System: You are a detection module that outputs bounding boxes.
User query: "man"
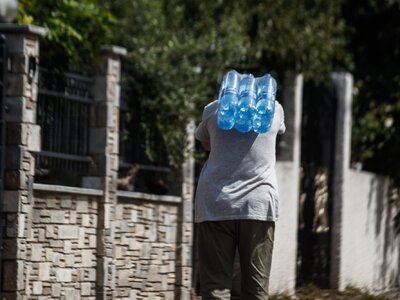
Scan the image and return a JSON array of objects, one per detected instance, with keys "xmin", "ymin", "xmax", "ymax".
[{"xmin": 194, "ymin": 98, "xmax": 285, "ymax": 300}]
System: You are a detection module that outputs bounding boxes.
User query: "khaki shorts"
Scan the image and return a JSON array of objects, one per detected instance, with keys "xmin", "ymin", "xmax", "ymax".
[{"xmin": 198, "ymin": 220, "xmax": 275, "ymax": 300}]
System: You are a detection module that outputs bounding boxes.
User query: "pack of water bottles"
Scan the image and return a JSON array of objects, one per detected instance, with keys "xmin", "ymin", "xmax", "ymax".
[{"xmin": 217, "ymin": 70, "xmax": 277, "ymax": 133}]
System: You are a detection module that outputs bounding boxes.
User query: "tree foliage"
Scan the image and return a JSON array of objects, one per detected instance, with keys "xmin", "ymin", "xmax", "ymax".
[
  {"xmin": 17, "ymin": 0, "xmax": 115, "ymax": 72},
  {"xmin": 343, "ymin": 0, "xmax": 400, "ymax": 182}
]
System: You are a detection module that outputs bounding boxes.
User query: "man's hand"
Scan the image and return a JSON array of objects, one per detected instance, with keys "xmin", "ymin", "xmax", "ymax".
[{"xmin": 201, "ymin": 140, "xmax": 211, "ymax": 151}]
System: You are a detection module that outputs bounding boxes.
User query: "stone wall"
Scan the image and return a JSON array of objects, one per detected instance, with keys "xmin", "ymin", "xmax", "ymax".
[
  {"xmin": 339, "ymin": 170, "xmax": 400, "ymax": 292},
  {"xmin": 21, "ymin": 187, "xmax": 185, "ymax": 300},
  {"xmin": 114, "ymin": 193, "xmax": 181, "ymax": 299},
  {"xmin": 27, "ymin": 190, "xmax": 99, "ymax": 299}
]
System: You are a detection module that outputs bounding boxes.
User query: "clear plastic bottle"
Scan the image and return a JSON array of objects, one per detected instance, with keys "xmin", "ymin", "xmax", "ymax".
[
  {"xmin": 234, "ymin": 74, "xmax": 256, "ymax": 133},
  {"xmin": 217, "ymin": 70, "xmax": 241, "ymax": 130},
  {"xmin": 253, "ymin": 74, "xmax": 276, "ymax": 133}
]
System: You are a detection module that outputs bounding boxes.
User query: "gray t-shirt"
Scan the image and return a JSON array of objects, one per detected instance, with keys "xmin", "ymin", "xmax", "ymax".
[{"xmin": 194, "ymin": 100, "xmax": 285, "ymax": 223}]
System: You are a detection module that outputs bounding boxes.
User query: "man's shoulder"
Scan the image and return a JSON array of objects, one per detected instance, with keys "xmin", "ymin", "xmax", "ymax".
[{"xmin": 202, "ymin": 100, "xmax": 218, "ymax": 120}]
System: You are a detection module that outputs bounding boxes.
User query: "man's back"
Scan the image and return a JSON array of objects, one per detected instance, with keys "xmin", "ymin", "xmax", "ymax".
[{"xmin": 194, "ymin": 99, "xmax": 286, "ymax": 223}]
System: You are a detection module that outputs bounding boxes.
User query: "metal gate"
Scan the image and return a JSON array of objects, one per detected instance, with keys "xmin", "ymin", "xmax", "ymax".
[
  {"xmin": 297, "ymin": 78, "xmax": 337, "ymax": 288},
  {"xmin": 0, "ymin": 33, "xmax": 7, "ymax": 297}
]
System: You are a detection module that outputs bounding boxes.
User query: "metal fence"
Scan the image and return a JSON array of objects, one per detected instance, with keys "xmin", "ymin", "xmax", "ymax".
[
  {"xmin": 119, "ymin": 86, "xmax": 170, "ymax": 171},
  {"xmin": 119, "ymin": 85, "xmax": 172, "ymax": 194},
  {"xmin": 35, "ymin": 68, "xmax": 93, "ymax": 183}
]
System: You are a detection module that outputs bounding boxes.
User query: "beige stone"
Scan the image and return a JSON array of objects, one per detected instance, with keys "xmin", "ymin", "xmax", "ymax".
[
  {"xmin": 55, "ymin": 268, "xmax": 72, "ymax": 282},
  {"xmin": 81, "ymin": 282, "xmax": 92, "ymax": 296},
  {"xmin": 58, "ymin": 225, "xmax": 79, "ymax": 239},
  {"xmin": 38, "ymin": 263, "xmax": 51, "ymax": 281},
  {"xmin": 51, "ymin": 283, "xmax": 61, "ymax": 297},
  {"xmin": 32, "ymin": 281, "xmax": 43, "ymax": 295}
]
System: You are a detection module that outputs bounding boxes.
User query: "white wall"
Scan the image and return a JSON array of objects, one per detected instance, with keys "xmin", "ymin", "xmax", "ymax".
[
  {"xmin": 269, "ymin": 161, "xmax": 299, "ymax": 294},
  {"xmin": 339, "ymin": 170, "xmax": 400, "ymax": 292}
]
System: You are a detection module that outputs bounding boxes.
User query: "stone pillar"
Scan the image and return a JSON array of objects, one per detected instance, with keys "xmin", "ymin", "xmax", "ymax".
[
  {"xmin": 83, "ymin": 45, "xmax": 126, "ymax": 299},
  {"xmin": 279, "ymin": 73, "xmax": 303, "ymax": 165},
  {"xmin": 175, "ymin": 121, "xmax": 195, "ymax": 300},
  {"xmin": 0, "ymin": 24, "xmax": 46, "ymax": 300},
  {"xmin": 329, "ymin": 72, "xmax": 353, "ymax": 289}
]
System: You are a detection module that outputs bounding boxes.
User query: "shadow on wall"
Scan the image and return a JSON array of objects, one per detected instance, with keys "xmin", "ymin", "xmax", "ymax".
[{"xmin": 367, "ymin": 175, "xmax": 400, "ymax": 289}]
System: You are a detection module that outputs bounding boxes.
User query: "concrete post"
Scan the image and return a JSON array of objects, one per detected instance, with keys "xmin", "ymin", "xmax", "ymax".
[
  {"xmin": 269, "ymin": 73, "xmax": 303, "ymax": 294},
  {"xmin": 175, "ymin": 120, "xmax": 195, "ymax": 300},
  {"xmin": 329, "ymin": 72, "xmax": 353, "ymax": 289},
  {"xmin": 279, "ymin": 73, "xmax": 303, "ymax": 165},
  {"xmin": 83, "ymin": 45, "xmax": 126, "ymax": 299},
  {"xmin": 0, "ymin": 24, "xmax": 46, "ymax": 300}
]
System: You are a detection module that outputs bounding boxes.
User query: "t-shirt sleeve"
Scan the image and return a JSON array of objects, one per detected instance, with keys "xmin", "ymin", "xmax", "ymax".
[
  {"xmin": 195, "ymin": 119, "xmax": 209, "ymax": 142},
  {"xmin": 194, "ymin": 105, "xmax": 211, "ymax": 142},
  {"xmin": 278, "ymin": 103, "xmax": 286, "ymax": 135}
]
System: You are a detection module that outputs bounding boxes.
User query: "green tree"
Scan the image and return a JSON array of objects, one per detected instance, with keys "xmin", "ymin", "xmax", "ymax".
[
  {"xmin": 342, "ymin": 0, "xmax": 400, "ymax": 183},
  {"xmin": 17, "ymin": 0, "xmax": 116, "ymax": 72}
]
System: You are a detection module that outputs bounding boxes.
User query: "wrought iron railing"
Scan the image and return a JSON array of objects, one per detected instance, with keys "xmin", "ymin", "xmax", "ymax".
[
  {"xmin": 35, "ymin": 69, "xmax": 93, "ymax": 181},
  {"xmin": 119, "ymin": 85, "xmax": 172, "ymax": 194},
  {"xmin": 119, "ymin": 86, "xmax": 170, "ymax": 171}
]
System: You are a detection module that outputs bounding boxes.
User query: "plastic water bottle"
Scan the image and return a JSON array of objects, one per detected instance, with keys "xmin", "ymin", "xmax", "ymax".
[
  {"xmin": 253, "ymin": 74, "xmax": 276, "ymax": 133},
  {"xmin": 234, "ymin": 74, "xmax": 256, "ymax": 133},
  {"xmin": 217, "ymin": 70, "xmax": 241, "ymax": 130}
]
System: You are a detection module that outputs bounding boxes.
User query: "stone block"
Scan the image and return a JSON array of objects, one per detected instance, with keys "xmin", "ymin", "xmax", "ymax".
[
  {"xmin": 26, "ymin": 124, "xmax": 41, "ymax": 152},
  {"xmin": 118, "ymin": 269, "xmax": 131, "ymax": 286},
  {"xmin": 95, "ymin": 102, "xmax": 114, "ymax": 128},
  {"xmin": 165, "ymin": 227, "xmax": 177, "ymax": 244},
  {"xmin": 55, "ymin": 268, "xmax": 72, "ymax": 282},
  {"xmin": 50, "ymin": 211, "xmax": 66, "ymax": 223},
  {"xmin": 30, "ymin": 243, "xmax": 43, "ymax": 261},
  {"xmin": 81, "ymin": 250, "xmax": 93, "ymax": 267},
  {"xmin": 45, "ymin": 226, "xmax": 54, "ymax": 239},
  {"xmin": 181, "ymin": 244, "xmax": 192, "ymax": 267},
  {"xmin": 81, "ymin": 282, "xmax": 92, "ymax": 296},
  {"xmin": 93, "ymin": 75, "xmax": 119, "ymax": 104},
  {"xmin": 181, "ymin": 201, "xmax": 193, "ymax": 223},
  {"xmin": 89, "ymin": 235, "xmax": 97, "ymax": 248},
  {"xmin": 76, "ymin": 200, "xmax": 89, "ymax": 213},
  {"xmin": 32, "ymin": 281, "xmax": 43, "ymax": 295},
  {"xmin": 5, "ymin": 170, "xmax": 25, "ymax": 190},
  {"xmin": 17, "ymin": 213, "xmax": 26, "ymax": 238},
  {"xmin": 64, "ymin": 240, "xmax": 72, "ymax": 253},
  {"xmin": 38, "ymin": 263, "xmax": 51, "ymax": 281},
  {"xmin": 51, "ymin": 283, "xmax": 61, "ymax": 297},
  {"xmin": 58, "ymin": 225, "xmax": 79, "ymax": 239},
  {"xmin": 88, "ymin": 268, "xmax": 96, "ymax": 281},
  {"xmin": 6, "ymin": 73, "xmax": 31, "ymax": 97},
  {"xmin": 69, "ymin": 211, "xmax": 77, "ymax": 224},
  {"xmin": 2, "ymin": 238, "xmax": 18, "ymax": 259},
  {"xmin": 2, "ymin": 260, "xmax": 24, "ymax": 291},
  {"xmin": 65, "ymin": 287, "xmax": 76, "ymax": 300},
  {"xmin": 9, "ymin": 53, "xmax": 28, "ymax": 73},
  {"xmin": 131, "ymin": 210, "xmax": 138, "ymax": 222},
  {"xmin": 4, "ymin": 97, "xmax": 33, "ymax": 123},
  {"xmin": 78, "ymin": 228, "xmax": 85, "ymax": 248},
  {"xmin": 2, "ymin": 191, "xmax": 21, "ymax": 212},
  {"xmin": 65, "ymin": 254, "xmax": 75, "ymax": 267},
  {"xmin": 60, "ymin": 197, "xmax": 72, "ymax": 208}
]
